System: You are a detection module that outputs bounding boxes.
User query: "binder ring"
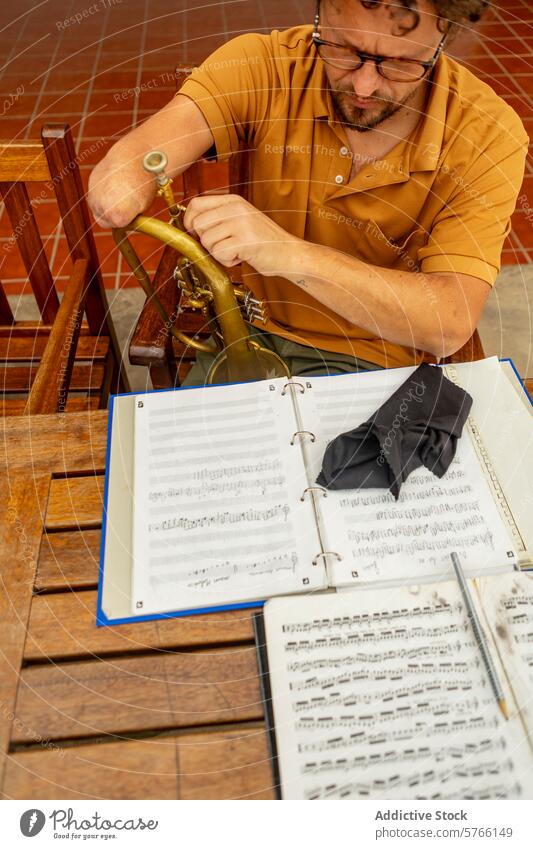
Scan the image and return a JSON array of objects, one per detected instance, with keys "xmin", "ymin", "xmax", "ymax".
[
  {"xmin": 291, "ymin": 430, "xmax": 316, "ymax": 446},
  {"xmin": 281, "ymin": 381, "xmax": 305, "ymax": 396},
  {"xmin": 312, "ymin": 551, "xmax": 343, "ymax": 566},
  {"xmin": 300, "ymin": 485, "xmax": 327, "ymax": 502}
]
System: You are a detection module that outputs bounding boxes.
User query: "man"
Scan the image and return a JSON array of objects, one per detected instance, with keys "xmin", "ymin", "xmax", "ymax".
[{"xmin": 88, "ymin": 0, "xmax": 528, "ymax": 381}]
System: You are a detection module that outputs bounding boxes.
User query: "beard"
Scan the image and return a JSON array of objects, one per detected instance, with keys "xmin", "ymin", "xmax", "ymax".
[{"xmin": 329, "ymin": 83, "xmax": 420, "ymax": 132}]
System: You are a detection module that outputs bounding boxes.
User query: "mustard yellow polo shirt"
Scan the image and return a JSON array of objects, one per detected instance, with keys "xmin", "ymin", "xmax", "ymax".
[{"xmin": 180, "ymin": 25, "xmax": 528, "ymax": 368}]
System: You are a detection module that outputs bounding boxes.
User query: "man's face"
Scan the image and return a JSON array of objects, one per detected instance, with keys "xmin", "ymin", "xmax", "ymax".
[{"xmin": 320, "ymin": 0, "xmax": 443, "ymax": 132}]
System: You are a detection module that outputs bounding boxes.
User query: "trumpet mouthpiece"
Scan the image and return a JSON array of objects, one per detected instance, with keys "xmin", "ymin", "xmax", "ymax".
[{"xmin": 143, "ymin": 150, "xmax": 168, "ymax": 175}]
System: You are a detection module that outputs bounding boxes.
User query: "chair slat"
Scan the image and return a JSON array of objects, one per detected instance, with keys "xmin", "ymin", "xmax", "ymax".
[
  {"xmin": 1, "ymin": 362, "xmax": 104, "ymax": 393},
  {"xmin": 0, "ymin": 279, "xmax": 14, "ymax": 323},
  {"xmin": 0, "ymin": 335, "xmax": 109, "ymax": 362},
  {"xmin": 41, "ymin": 128, "xmax": 106, "ymax": 329},
  {"xmin": 0, "ymin": 396, "xmax": 97, "ymax": 416},
  {"xmin": 0, "ymin": 140, "xmax": 51, "ymax": 182},
  {"xmin": 0, "ymin": 181, "xmax": 59, "ymax": 323},
  {"xmin": 25, "ymin": 258, "xmax": 90, "ymax": 414},
  {"xmin": 0, "ymin": 322, "xmax": 91, "ymax": 337},
  {"xmin": 42, "ymin": 124, "xmax": 126, "ymax": 395},
  {"xmin": 229, "ymin": 147, "xmax": 250, "ymax": 200}
]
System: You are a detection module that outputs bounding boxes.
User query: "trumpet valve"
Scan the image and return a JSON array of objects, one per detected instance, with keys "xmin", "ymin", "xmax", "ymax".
[{"xmin": 243, "ymin": 289, "xmax": 268, "ymax": 324}]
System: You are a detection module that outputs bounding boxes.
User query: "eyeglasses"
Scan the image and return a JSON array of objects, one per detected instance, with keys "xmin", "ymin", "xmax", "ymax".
[{"xmin": 312, "ymin": 11, "xmax": 446, "ymax": 83}]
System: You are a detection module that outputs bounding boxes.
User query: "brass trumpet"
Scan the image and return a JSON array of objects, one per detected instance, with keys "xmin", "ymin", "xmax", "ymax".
[{"xmin": 113, "ymin": 150, "xmax": 289, "ymax": 384}]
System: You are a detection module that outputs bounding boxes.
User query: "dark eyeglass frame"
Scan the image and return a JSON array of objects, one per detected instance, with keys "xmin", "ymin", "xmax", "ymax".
[{"xmin": 312, "ymin": 9, "xmax": 446, "ymax": 82}]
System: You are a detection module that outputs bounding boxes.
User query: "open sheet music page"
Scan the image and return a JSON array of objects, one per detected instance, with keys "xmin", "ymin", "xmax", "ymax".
[
  {"xmin": 478, "ymin": 572, "xmax": 533, "ymax": 738},
  {"xmin": 297, "ymin": 365, "xmax": 517, "ymax": 587},
  {"xmin": 131, "ymin": 379, "xmax": 326, "ymax": 615},
  {"xmin": 264, "ymin": 585, "xmax": 533, "ymax": 800}
]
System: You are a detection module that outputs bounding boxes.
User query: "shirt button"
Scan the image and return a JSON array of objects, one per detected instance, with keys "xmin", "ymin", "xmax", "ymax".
[
  {"xmin": 340, "ymin": 146, "xmax": 349, "ymax": 156},
  {"xmin": 335, "ymin": 174, "xmax": 344, "ymax": 184}
]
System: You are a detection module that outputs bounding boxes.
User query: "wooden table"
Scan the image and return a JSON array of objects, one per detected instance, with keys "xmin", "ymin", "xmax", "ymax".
[
  {"xmin": 0, "ymin": 410, "xmax": 274, "ymax": 800},
  {"xmin": 2, "ymin": 381, "xmax": 532, "ymax": 800}
]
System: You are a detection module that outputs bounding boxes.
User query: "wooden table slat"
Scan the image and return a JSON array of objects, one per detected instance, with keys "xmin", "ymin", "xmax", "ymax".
[
  {"xmin": 3, "ymin": 725, "xmax": 274, "ymax": 800},
  {"xmin": 0, "ymin": 475, "xmax": 50, "ymax": 791},
  {"xmin": 25, "ymin": 590, "xmax": 257, "ymax": 660},
  {"xmin": 13, "ymin": 648, "xmax": 263, "ymax": 743},
  {"xmin": 45, "ymin": 476, "xmax": 104, "ymax": 530},
  {"xmin": 0, "ymin": 410, "xmax": 109, "ymax": 473},
  {"xmin": 36, "ymin": 530, "xmax": 101, "ymax": 590}
]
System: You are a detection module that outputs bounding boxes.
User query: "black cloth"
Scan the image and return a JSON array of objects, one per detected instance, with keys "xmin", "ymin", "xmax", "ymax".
[{"xmin": 316, "ymin": 363, "xmax": 473, "ymax": 500}]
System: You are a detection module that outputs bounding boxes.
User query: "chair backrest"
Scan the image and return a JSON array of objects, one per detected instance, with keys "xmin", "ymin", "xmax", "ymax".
[
  {"xmin": 0, "ymin": 124, "xmax": 111, "ymax": 337},
  {"xmin": 0, "ymin": 123, "xmax": 126, "ymax": 395}
]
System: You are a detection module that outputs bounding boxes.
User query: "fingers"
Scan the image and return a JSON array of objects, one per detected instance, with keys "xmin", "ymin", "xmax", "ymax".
[
  {"xmin": 183, "ymin": 194, "xmax": 245, "ymax": 234},
  {"xmin": 194, "ymin": 220, "xmax": 242, "ymax": 266},
  {"xmin": 208, "ymin": 237, "xmax": 241, "ymax": 267},
  {"xmin": 196, "ymin": 222, "xmax": 233, "ymax": 255}
]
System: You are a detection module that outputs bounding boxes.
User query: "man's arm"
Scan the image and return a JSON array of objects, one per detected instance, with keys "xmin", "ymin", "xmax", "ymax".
[
  {"xmin": 88, "ymin": 94, "xmax": 215, "ymax": 228},
  {"xmin": 281, "ymin": 243, "xmax": 490, "ymax": 360},
  {"xmin": 183, "ymin": 193, "xmax": 491, "ymax": 360}
]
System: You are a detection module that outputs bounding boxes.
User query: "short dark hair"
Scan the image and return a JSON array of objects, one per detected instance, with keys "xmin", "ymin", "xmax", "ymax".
[{"xmin": 322, "ymin": 0, "xmax": 489, "ymax": 36}]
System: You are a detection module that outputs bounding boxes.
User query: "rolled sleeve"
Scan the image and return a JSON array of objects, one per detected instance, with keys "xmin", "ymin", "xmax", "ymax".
[
  {"xmin": 179, "ymin": 78, "xmax": 238, "ymax": 161},
  {"xmin": 178, "ymin": 34, "xmax": 274, "ymax": 161}
]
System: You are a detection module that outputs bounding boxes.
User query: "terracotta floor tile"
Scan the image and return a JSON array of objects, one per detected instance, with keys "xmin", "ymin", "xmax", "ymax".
[
  {"xmin": 138, "ymin": 87, "xmax": 175, "ymax": 111},
  {"xmin": 43, "ymin": 70, "xmax": 96, "ymax": 91},
  {"xmin": 88, "ymin": 90, "xmax": 135, "ymax": 113},
  {"xmin": 1, "ymin": 280, "xmax": 34, "ymax": 297},
  {"xmin": 92, "ymin": 70, "xmax": 140, "ymax": 91},
  {"xmin": 37, "ymin": 90, "xmax": 89, "ymax": 114},
  {"xmin": 32, "ymin": 204, "xmax": 62, "ymax": 239},
  {"xmin": 0, "ymin": 243, "xmax": 31, "ymax": 279},
  {"xmin": 83, "ymin": 112, "xmax": 136, "ymax": 138}
]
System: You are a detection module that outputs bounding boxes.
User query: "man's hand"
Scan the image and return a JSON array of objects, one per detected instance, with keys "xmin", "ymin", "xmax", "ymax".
[{"xmin": 183, "ymin": 194, "xmax": 301, "ymax": 276}]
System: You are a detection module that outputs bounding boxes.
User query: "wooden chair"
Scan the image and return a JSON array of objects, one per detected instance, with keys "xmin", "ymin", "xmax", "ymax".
[
  {"xmin": 0, "ymin": 124, "xmax": 128, "ymax": 416},
  {"xmin": 128, "ymin": 67, "xmax": 484, "ymax": 389}
]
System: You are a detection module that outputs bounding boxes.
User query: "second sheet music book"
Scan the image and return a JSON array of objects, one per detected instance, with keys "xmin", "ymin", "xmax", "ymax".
[{"xmin": 97, "ymin": 357, "xmax": 532, "ymax": 625}]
